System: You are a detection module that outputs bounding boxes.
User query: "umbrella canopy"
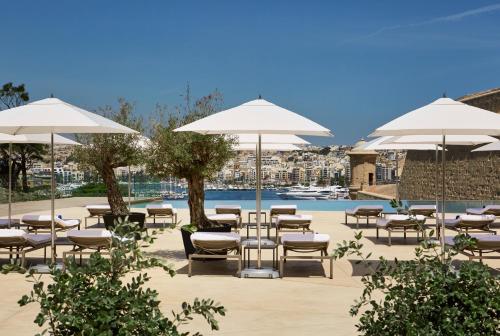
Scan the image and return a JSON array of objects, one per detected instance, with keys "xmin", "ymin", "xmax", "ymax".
[
  {"xmin": 472, "ymin": 141, "xmax": 500, "ymax": 152},
  {"xmin": 176, "ymin": 98, "xmax": 331, "ymax": 278},
  {"xmin": 175, "ymin": 99, "xmax": 332, "ymax": 136},
  {"xmin": 383, "ymin": 134, "xmax": 498, "ymax": 146},
  {"xmin": 359, "ymin": 136, "xmax": 441, "ymax": 151},
  {"xmin": 234, "ymin": 133, "xmax": 309, "ymax": 145},
  {"xmin": 0, "ymin": 97, "xmax": 137, "ymax": 268},
  {"xmin": 0, "ymin": 98, "xmax": 137, "ymax": 135},
  {"xmin": 371, "ymin": 97, "xmax": 500, "ymax": 136},
  {"xmin": 233, "ymin": 143, "xmax": 301, "ymax": 151},
  {"xmin": 0, "ymin": 133, "xmax": 80, "ymax": 145}
]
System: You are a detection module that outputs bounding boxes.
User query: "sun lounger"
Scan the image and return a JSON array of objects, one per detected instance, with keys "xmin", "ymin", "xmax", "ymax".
[
  {"xmin": 21, "ymin": 215, "xmax": 81, "ymax": 233},
  {"xmin": 206, "ymin": 214, "xmax": 240, "ymax": 231},
  {"xmin": 215, "ymin": 205, "xmax": 242, "ymax": 228},
  {"xmin": 270, "ymin": 205, "xmax": 297, "ymax": 223},
  {"xmin": 445, "ymin": 234, "xmax": 500, "ymax": 261},
  {"xmin": 275, "ymin": 214, "xmax": 313, "ymax": 240},
  {"xmin": 0, "ymin": 229, "xmax": 51, "ymax": 267},
  {"xmin": 63, "ymin": 229, "xmax": 113, "ymax": 267},
  {"xmin": 146, "ymin": 204, "xmax": 177, "ymax": 226},
  {"xmin": 442, "ymin": 215, "xmax": 496, "ymax": 235},
  {"xmin": 280, "ymin": 233, "xmax": 333, "ymax": 279},
  {"xmin": 84, "ymin": 205, "xmax": 111, "ymax": 228},
  {"xmin": 408, "ymin": 205, "xmax": 436, "ymax": 218},
  {"xmin": 466, "ymin": 205, "xmax": 500, "ymax": 217},
  {"xmin": 376, "ymin": 215, "xmax": 427, "ymax": 246},
  {"xmin": 345, "ymin": 205, "xmax": 384, "ymax": 229},
  {"xmin": 188, "ymin": 232, "xmax": 242, "ymax": 277}
]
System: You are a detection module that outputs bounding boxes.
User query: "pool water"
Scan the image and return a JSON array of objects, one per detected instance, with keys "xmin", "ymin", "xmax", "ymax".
[{"xmin": 132, "ymin": 197, "xmax": 498, "ymax": 213}]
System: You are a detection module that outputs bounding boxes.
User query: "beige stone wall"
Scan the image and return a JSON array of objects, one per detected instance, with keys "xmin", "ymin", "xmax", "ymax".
[
  {"xmin": 400, "ymin": 146, "xmax": 500, "ymax": 200},
  {"xmin": 399, "ymin": 89, "xmax": 500, "ymax": 201},
  {"xmin": 349, "ymin": 154, "xmax": 377, "ymax": 189}
]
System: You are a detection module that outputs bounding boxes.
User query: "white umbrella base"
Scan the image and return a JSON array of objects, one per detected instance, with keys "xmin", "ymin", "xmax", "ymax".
[
  {"xmin": 241, "ymin": 267, "xmax": 279, "ymax": 279},
  {"xmin": 29, "ymin": 262, "xmax": 64, "ymax": 274}
]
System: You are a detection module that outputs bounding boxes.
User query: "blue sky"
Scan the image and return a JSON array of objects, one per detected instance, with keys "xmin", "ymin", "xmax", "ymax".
[{"xmin": 2, "ymin": 1, "xmax": 500, "ymax": 145}]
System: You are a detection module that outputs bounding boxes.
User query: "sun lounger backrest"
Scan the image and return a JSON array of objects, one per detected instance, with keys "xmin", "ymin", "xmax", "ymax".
[
  {"xmin": 0, "ymin": 229, "xmax": 27, "ymax": 247},
  {"xmin": 270, "ymin": 205, "xmax": 297, "ymax": 216},
  {"xmin": 215, "ymin": 205, "xmax": 241, "ymax": 215},
  {"xmin": 86, "ymin": 205, "xmax": 111, "ymax": 216},
  {"xmin": 483, "ymin": 205, "xmax": 500, "ymax": 216},
  {"xmin": 22, "ymin": 215, "xmax": 52, "ymax": 228},
  {"xmin": 191, "ymin": 232, "xmax": 240, "ymax": 252},
  {"xmin": 456, "ymin": 215, "xmax": 495, "ymax": 229},
  {"xmin": 67, "ymin": 230, "xmax": 113, "ymax": 248},
  {"xmin": 353, "ymin": 206, "xmax": 383, "ymax": 216}
]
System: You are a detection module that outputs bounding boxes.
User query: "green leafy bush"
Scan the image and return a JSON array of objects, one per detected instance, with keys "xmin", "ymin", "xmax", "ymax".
[
  {"xmin": 333, "ymin": 232, "xmax": 500, "ymax": 335},
  {"xmin": 3, "ymin": 219, "xmax": 225, "ymax": 335},
  {"xmin": 71, "ymin": 182, "xmax": 128, "ymax": 197}
]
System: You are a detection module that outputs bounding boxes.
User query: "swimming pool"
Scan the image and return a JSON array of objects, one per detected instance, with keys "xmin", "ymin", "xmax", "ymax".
[{"xmin": 132, "ymin": 198, "xmax": 499, "ymax": 213}]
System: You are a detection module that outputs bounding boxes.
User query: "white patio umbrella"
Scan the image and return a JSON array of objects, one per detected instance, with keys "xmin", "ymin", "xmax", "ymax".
[
  {"xmin": 233, "ymin": 143, "xmax": 301, "ymax": 151},
  {"xmin": 175, "ymin": 98, "xmax": 331, "ymax": 278},
  {"xmin": 0, "ymin": 98, "xmax": 138, "ymax": 265},
  {"xmin": 472, "ymin": 141, "xmax": 500, "ymax": 152},
  {"xmin": 1, "ymin": 133, "xmax": 80, "ymax": 226},
  {"xmin": 234, "ymin": 134, "xmax": 309, "ymax": 145},
  {"xmin": 371, "ymin": 97, "xmax": 500, "ymax": 254}
]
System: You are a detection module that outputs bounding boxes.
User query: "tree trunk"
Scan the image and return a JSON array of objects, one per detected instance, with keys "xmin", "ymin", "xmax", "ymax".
[
  {"xmin": 20, "ymin": 154, "xmax": 28, "ymax": 192},
  {"xmin": 187, "ymin": 174, "xmax": 211, "ymax": 228},
  {"xmin": 101, "ymin": 164, "xmax": 128, "ymax": 215}
]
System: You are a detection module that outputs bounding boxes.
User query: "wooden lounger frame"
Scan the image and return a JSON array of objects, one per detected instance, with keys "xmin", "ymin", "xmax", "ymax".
[
  {"xmin": 345, "ymin": 209, "xmax": 383, "ymax": 229},
  {"xmin": 279, "ymin": 244, "xmax": 333, "ymax": 279}
]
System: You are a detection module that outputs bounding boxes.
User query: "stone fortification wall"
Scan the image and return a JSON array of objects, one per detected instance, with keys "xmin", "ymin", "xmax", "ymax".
[{"xmin": 399, "ymin": 88, "xmax": 500, "ymax": 201}]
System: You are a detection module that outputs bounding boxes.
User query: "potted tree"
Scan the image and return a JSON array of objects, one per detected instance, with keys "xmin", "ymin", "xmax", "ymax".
[
  {"xmin": 74, "ymin": 99, "xmax": 144, "ymax": 222},
  {"xmin": 147, "ymin": 89, "xmax": 235, "ymax": 256}
]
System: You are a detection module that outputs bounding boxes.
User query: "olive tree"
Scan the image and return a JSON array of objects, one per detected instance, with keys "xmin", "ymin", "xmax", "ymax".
[
  {"xmin": 73, "ymin": 99, "xmax": 143, "ymax": 215},
  {"xmin": 147, "ymin": 91, "xmax": 234, "ymax": 228}
]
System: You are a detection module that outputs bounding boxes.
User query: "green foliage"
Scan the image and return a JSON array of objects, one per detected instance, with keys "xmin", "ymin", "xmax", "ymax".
[
  {"xmin": 389, "ymin": 198, "xmax": 403, "ymax": 209},
  {"xmin": 332, "ymin": 232, "xmax": 500, "ymax": 335},
  {"xmin": 73, "ymin": 99, "xmax": 144, "ymax": 172},
  {"xmin": 4, "ymin": 220, "xmax": 225, "ymax": 335},
  {"xmin": 73, "ymin": 99, "xmax": 143, "ymax": 214},
  {"xmin": 0, "ymin": 82, "xmax": 47, "ymax": 192},
  {"xmin": 147, "ymin": 90, "xmax": 235, "ymax": 181},
  {"xmin": 71, "ymin": 182, "xmax": 128, "ymax": 197}
]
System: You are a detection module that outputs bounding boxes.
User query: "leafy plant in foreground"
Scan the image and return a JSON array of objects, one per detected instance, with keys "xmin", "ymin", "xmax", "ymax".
[
  {"xmin": 3, "ymin": 220, "xmax": 225, "ymax": 335},
  {"xmin": 332, "ymin": 231, "xmax": 500, "ymax": 335}
]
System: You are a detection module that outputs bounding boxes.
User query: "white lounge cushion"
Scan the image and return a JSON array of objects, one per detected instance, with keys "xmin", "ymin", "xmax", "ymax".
[
  {"xmin": 409, "ymin": 205, "xmax": 436, "ymax": 210},
  {"xmin": 215, "ymin": 204, "xmax": 241, "ymax": 210},
  {"xmin": 276, "ymin": 214, "xmax": 312, "ymax": 222},
  {"xmin": 22, "ymin": 215, "xmax": 51, "ymax": 222},
  {"xmin": 457, "ymin": 214, "xmax": 495, "ymax": 222},
  {"xmin": 24, "ymin": 233, "xmax": 51, "ymax": 246},
  {"xmin": 386, "ymin": 214, "xmax": 426, "ymax": 222},
  {"xmin": 55, "ymin": 218, "xmax": 80, "ymax": 228},
  {"xmin": 281, "ymin": 233, "xmax": 330, "ymax": 244},
  {"xmin": 86, "ymin": 205, "xmax": 110, "ymax": 210},
  {"xmin": 191, "ymin": 232, "xmax": 241, "ymax": 243},
  {"xmin": 146, "ymin": 203, "xmax": 173, "ymax": 209},
  {"xmin": 271, "ymin": 205, "xmax": 297, "ymax": 210},
  {"xmin": 0, "ymin": 219, "xmax": 19, "ymax": 227},
  {"xmin": 0, "ymin": 229, "xmax": 25, "ymax": 238},
  {"xmin": 67, "ymin": 229, "xmax": 112, "ymax": 239},
  {"xmin": 207, "ymin": 214, "xmax": 238, "ymax": 222}
]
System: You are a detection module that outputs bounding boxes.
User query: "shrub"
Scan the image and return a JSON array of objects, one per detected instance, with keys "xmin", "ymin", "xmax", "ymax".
[
  {"xmin": 332, "ymin": 232, "xmax": 500, "ymax": 335},
  {"xmin": 3, "ymin": 219, "xmax": 225, "ymax": 335}
]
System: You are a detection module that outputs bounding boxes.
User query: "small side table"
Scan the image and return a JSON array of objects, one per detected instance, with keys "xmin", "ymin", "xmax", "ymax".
[
  {"xmin": 246, "ymin": 211, "xmax": 270, "ymax": 238},
  {"xmin": 242, "ymin": 238, "xmax": 278, "ymax": 269}
]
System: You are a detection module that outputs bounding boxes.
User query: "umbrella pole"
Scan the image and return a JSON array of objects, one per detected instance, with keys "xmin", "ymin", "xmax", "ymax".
[
  {"xmin": 395, "ymin": 151, "xmax": 399, "ymax": 200},
  {"xmin": 8, "ymin": 142, "xmax": 12, "ymax": 227},
  {"xmin": 256, "ymin": 134, "xmax": 262, "ymax": 269},
  {"xmin": 440, "ymin": 135, "xmax": 446, "ymax": 259},
  {"xmin": 435, "ymin": 144, "xmax": 439, "ymax": 239},
  {"xmin": 128, "ymin": 166, "xmax": 131, "ymax": 211},
  {"xmin": 51, "ymin": 133, "xmax": 56, "ymax": 264}
]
